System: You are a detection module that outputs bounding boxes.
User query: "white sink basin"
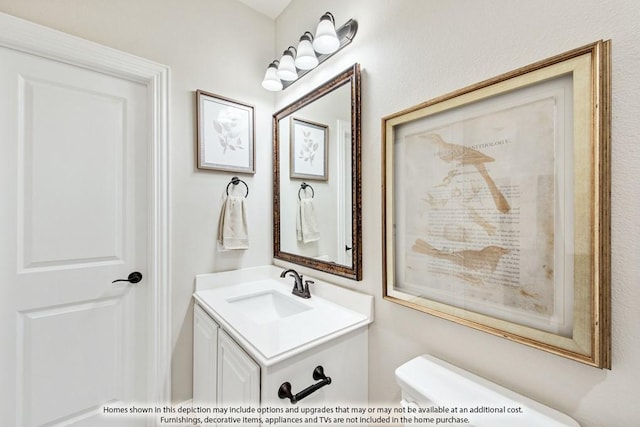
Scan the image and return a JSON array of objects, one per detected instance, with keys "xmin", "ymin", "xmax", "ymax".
[
  {"xmin": 226, "ymin": 290, "xmax": 311, "ymax": 324},
  {"xmin": 194, "ymin": 266, "xmax": 374, "ymax": 366}
]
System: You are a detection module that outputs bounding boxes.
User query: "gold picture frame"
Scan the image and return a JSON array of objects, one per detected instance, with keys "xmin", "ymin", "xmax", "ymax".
[{"xmin": 382, "ymin": 41, "xmax": 611, "ymax": 368}]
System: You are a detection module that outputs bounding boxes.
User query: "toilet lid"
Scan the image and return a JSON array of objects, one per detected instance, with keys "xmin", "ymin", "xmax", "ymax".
[{"xmin": 394, "ymin": 354, "xmax": 580, "ymax": 427}]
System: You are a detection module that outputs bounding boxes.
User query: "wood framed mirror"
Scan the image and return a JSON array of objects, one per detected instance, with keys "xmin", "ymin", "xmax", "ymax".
[{"xmin": 273, "ymin": 63, "xmax": 361, "ymax": 280}]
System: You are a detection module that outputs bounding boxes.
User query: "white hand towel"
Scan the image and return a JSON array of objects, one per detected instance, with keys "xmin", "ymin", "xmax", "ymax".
[
  {"xmin": 296, "ymin": 197, "xmax": 320, "ymax": 243},
  {"xmin": 217, "ymin": 195, "xmax": 249, "ymax": 250}
]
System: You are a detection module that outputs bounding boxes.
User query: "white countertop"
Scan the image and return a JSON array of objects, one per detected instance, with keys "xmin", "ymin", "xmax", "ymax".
[{"xmin": 194, "ymin": 266, "xmax": 374, "ymax": 366}]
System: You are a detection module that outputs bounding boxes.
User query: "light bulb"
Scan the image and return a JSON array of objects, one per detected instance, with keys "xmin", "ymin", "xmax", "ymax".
[
  {"xmin": 276, "ymin": 48, "xmax": 298, "ymax": 81},
  {"xmin": 294, "ymin": 32, "xmax": 319, "ymax": 70},
  {"xmin": 261, "ymin": 61, "xmax": 282, "ymax": 91},
  {"xmin": 313, "ymin": 13, "xmax": 339, "ymax": 54}
]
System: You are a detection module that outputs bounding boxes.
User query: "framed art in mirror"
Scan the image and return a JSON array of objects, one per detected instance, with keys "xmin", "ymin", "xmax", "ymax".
[
  {"xmin": 196, "ymin": 90, "xmax": 255, "ymax": 173},
  {"xmin": 290, "ymin": 117, "xmax": 329, "ymax": 180},
  {"xmin": 382, "ymin": 41, "xmax": 611, "ymax": 368}
]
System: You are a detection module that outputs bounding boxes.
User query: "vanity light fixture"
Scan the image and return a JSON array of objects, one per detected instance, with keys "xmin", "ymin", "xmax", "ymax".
[
  {"xmin": 294, "ymin": 32, "xmax": 319, "ymax": 70},
  {"xmin": 276, "ymin": 47, "xmax": 299, "ymax": 81},
  {"xmin": 312, "ymin": 12, "xmax": 340, "ymax": 54},
  {"xmin": 261, "ymin": 60, "xmax": 283, "ymax": 91},
  {"xmin": 261, "ymin": 12, "xmax": 357, "ymax": 91}
]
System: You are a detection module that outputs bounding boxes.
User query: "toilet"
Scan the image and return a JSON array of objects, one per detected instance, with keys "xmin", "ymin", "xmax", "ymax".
[{"xmin": 395, "ymin": 354, "xmax": 580, "ymax": 426}]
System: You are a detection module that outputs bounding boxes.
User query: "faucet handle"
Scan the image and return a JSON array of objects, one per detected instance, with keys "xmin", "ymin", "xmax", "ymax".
[{"xmin": 303, "ymin": 280, "xmax": 314, "ymax": 297}]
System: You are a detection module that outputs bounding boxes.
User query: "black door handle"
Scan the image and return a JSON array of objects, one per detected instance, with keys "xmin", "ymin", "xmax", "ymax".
[{"xmin": 112, "ymin": 272, "xmax": 143, "ymax": 284}]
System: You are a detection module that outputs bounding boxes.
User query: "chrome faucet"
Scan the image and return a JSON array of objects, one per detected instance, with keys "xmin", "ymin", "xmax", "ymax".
[{"xmin": 279, "ymin": 268, "xmax": 313, "ymax": 299}]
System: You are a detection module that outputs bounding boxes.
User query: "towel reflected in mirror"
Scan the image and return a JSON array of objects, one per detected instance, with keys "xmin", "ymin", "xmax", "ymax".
[{"xmin": 296, "ymin": 196, "xmax": 320, "ymax": 243}]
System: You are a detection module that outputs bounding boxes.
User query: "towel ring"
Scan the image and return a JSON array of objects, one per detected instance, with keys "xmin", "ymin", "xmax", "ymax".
[
  {"xmin": 298, "ymin": 182, "xmax": 314, "ymax": 200},
  {"xmin": 226, "ymin": 176, "xmax": 249, "ymax": 198}
]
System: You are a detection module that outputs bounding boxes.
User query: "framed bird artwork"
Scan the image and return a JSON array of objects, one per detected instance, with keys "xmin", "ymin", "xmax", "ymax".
[{"xmin": 382, "ymin": 40, "xmax": 611, "ymax": 369}]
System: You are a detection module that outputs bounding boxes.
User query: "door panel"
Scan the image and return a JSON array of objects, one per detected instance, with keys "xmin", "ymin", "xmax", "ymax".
[
  {"xmin": 19, "ymin": 77, "xmax": 125, "ymax": 269},
  {"xmin": 1, "ymin": 46, "xmax": 148, "ymax": 426},
  {"xmin": 19, "ymin": 300, "xmax": 123, "ymax": 426}
]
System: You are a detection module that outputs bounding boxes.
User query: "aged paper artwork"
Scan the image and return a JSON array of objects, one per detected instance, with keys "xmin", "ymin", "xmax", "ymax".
[
  {"xmin": 384, "ymin": 41, "xmax": 611, "ymax": 368},
  {"xmin": 394, "ymin": 88, "xmax": 572, "ymax": 336}
]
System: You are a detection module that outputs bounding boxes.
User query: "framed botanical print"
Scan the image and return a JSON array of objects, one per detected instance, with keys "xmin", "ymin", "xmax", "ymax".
[
  {"xmin": 196, "ymin": 90, "xmax": 255, "ymax": 173},
  {"xmin": 290, "ymin": 117, "xmax": 329, "ymax": 180}
]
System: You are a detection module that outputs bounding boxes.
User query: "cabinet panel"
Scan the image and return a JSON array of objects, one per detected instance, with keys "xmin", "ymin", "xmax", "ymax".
[
  {"xmin": 193, "ymin": 304, "xmax": 218, "ymax": 405},
  {"xmin": 217, "ymin": 330, "xmax": 260, "ymax": 407},
  {"xmin": 262, "ymin": 328, "xmax": 368, "ymax": 407},
  {"xmin": 193, "ymin": 299, "xmax": 368, "ymax": 419}
]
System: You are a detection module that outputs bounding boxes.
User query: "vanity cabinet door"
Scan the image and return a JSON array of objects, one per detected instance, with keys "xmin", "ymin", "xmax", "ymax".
[
  {"xmin": 193, "ymin": 303, "xmax": 218, "ymax": 405},
  {"xmin": 217, "ymin": 330, "xmax": 260, "ymax": 408}
]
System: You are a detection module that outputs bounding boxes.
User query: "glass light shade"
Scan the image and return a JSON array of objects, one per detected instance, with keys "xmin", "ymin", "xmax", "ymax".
[
  {"xmin": 261, "ymin": 63, "xmax": 283, "ymax": 91},
  {"xmin": 294, "ymin": 35, "xmax": 318, "ymax": 70},
  {"xmin": 276, "ymin": 50, "xmax": 298, "ymax": 81},
  {"xmin": 313, "ymin": 15, "xmax": 339, "ymax": 54}
]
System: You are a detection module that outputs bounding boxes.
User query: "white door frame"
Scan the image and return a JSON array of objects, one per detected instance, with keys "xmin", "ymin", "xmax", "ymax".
[
  {"xmin": 0, "ymin": 11, "xmax": 172, "ymax": 408},
  {"xmin": 335, "ymin": 119, "xmax": 351, "ymax": 266}
]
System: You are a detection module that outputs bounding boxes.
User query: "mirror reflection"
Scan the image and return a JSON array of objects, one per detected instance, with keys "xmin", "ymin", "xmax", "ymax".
[{"xmin": 273, "ymin": 63, "xmax": 361, "ymax": 280}]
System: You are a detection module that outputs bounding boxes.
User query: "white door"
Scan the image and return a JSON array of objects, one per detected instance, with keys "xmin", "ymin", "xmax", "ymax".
[{"xmin": 0, "ymin": 44, "xmax": 150, "ymax": 426}]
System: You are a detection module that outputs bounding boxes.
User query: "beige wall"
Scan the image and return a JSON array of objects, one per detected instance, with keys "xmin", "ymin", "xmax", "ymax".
[
  {"xmin": 2, "ymin": 1, "xmax": 639, "ymax": 426},
  {"xmin": 274, "ymin": 1, "xmax": 640, "ymax": 427}
]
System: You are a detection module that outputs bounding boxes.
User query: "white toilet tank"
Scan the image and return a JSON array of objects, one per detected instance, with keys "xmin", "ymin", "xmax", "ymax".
[{"xmin": 395, "ymin": 354, "xmax": 580, "ymax": 427}]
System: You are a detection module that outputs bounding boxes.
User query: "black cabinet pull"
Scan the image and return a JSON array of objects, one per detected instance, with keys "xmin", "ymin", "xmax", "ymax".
[
  {"xmin": 112, "ymin": 272, "xmax": 143, "ymax": 284},
  {"xmin": 277, "ymin": 366, "xmax": 332, "ymax": 404}
]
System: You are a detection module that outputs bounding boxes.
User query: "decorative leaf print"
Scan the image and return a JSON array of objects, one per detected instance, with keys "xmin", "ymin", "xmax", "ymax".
[
  {"xmin": 212, "ymin": 107, "xmax": 247, "ymax": 156},
  {"xmin": 297, "ymin": 125, "xmax": 322, "ymax": 167}
]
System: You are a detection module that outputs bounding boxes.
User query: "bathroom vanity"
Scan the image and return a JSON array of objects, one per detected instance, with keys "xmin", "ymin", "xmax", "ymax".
[{"xmin": 193, "ymin": 266, "xmax": 373, "ymax": 412}]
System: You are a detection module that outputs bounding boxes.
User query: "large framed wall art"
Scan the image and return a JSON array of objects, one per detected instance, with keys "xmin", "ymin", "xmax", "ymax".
[{"xmin": 382, "ymin": 41, "xmax": 611, "ymax": 368}]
